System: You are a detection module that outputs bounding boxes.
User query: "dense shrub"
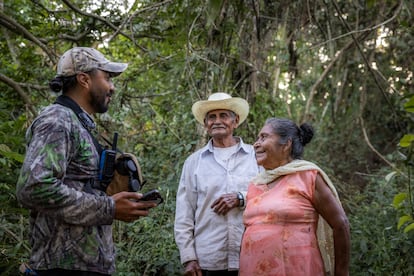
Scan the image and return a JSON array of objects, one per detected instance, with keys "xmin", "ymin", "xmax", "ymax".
[{"xmin": 348, "ymin": 169, "xmax": 414, "ymax": 275}]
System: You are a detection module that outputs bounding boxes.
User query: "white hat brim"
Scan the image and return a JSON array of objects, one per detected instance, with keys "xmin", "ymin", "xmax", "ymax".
[{"xmin": 192, "ymin": 97, "xmax": 249, "ymax": 125}]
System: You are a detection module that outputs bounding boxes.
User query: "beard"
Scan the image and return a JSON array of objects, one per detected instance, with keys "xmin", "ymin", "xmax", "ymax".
[{"xmin": 90, "ymin": 87, "xmax": 110, "ymax": 113}]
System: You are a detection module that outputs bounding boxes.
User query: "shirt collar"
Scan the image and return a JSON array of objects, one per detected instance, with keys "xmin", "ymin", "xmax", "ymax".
[{"xmin": 201, "ymin": 136, "xmax": 250, "ymax": 156}]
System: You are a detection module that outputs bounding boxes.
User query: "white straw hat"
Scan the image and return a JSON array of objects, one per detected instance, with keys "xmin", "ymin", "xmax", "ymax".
[{"xmin": 191, "ymin": 92, "xmax": 249, "ymax": 125}]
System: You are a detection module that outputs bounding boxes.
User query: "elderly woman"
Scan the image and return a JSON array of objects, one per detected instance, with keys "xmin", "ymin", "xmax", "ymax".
[{"xmin": 239, "ymin": 118, "xmax": 350, "ymax": 276}]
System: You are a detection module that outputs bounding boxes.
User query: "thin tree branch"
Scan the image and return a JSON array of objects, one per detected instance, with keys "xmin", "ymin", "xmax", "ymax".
[
  {"xmin": 331, "ymin": 0, "xmax": 400, "ymax": 106},
  {"xmin": 17, "ymin": 82, "xmax": 49, "ymax": 91},
  {"xmin": 108, "ymin": 0, "xmax": 174, "ymax": 43},
  {"xmin": 0, "ymin": 73, "xmax": 37, "ymax": 117},
  {"xmin": 302, "ymin": 0, "xmax": 391, "ymax": 123},
  {"xmin": 148, "ymin": 102, "xmax": 180, "ymax": 140},
  {"xmin": 57, "ymin": 29, "xmax": 91, "ymax": 42},
  {"xmin": 0, "ymin": 12, "xmax": 57, "ymax": 63},
  {"xmin": 359, "ymin": 115, "xmax": 406, "ymax": 177},
  {"xmin": 125, "ymin": 91, "xmax": 176, "ymax": 99},
  {"xmin": 302, "ymin": 39, "xmax": 354, "ymax": 122},
  {"xmin": 309, "ymin": 0, "xmax": 403, "ymax": 50},
  {"xmin": 61, "ymin": 0, "xmax": 143, "ymax": 49},
  {"xmin": 1, "ymin": 28, "xmax": 18, "ymax": 64},
  {"xmin": 358, "ymin": 59, "xmax": 406, "ymax": 177}
]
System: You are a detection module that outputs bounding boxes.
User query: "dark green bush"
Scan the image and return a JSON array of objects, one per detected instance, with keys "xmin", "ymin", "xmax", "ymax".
[{"xmin": 348, "ymin": 169, "xmax": 414, "ymax": 275}]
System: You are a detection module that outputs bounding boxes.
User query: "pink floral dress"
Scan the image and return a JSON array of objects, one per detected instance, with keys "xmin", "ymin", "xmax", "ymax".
[{"xmin": 240, "ymin": 170, "xmax": 325, "ymax": 276}]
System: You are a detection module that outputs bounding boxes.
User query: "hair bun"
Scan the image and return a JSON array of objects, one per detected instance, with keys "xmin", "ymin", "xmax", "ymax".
[
  {"xmin": 49, "ymin": 77, "xmax": 63, "ymax": 92},
  {"xmin": 299, "ymin": 123, "xmax": 314, "ymax": 145}
]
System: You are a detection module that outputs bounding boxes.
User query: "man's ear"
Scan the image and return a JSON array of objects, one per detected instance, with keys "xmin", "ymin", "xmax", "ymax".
[
  {"xmin": 234, "ymin": 114, "xmax": 240, "ymax": 128},
  {"xmin": 76, "ymin": 73, "xmax": 91, "ymax": 89}
]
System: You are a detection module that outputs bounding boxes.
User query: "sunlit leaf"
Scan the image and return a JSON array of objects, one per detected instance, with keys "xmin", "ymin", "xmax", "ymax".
[
  {"xmin": 403, "ymin": 222, "xmax": 414, "ymax": 233},
  {"xmin": 393, "ymin": 193, "xmax": 407, "ymax": 208},
  {"xmin": 398, "ymin": 215, "xmax": 412, "ymax": 230},
  {"xmin": 399, "ymin": 134, "xmax": 414, "ymax": 148},
  {"xmin": 403, "ymin": 96, "xmax": 414, "ymax": 113}
]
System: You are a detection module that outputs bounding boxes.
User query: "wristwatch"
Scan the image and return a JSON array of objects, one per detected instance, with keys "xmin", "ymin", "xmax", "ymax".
[{"xmin": 237, "ymin": 192, "xmax": 244, "ymax": 207}]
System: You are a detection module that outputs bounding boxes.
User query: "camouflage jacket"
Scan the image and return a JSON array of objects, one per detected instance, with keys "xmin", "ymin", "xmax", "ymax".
[{"xmin": 16, "ymin": 102, "xmax": 116, "ymax": 274}]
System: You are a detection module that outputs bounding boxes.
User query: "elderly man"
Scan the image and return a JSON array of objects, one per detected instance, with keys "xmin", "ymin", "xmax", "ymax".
[
  {"xmin": 16, "ymin": 47, "xmax": 156, "ymax": 276},
  {"xmin": 174, "ymin": 93, "xmax": 261, "ymax": 276}
]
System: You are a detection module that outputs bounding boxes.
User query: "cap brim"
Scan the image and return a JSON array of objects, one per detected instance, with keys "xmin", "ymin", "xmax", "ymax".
[{"xmin": 99, "ymin": 62, "xmax": 128, "ymax": 77}]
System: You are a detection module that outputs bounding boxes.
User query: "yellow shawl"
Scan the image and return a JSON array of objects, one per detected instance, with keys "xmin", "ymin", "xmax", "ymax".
[{"xmin": 251, "ymin": 159, "xmax": 338, "ymax": 276}]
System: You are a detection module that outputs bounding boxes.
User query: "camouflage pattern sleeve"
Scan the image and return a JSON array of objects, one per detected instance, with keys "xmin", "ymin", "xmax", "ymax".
[{"xmin": 16, "ymin": 105, "xmax": 114, "ymax": 226}]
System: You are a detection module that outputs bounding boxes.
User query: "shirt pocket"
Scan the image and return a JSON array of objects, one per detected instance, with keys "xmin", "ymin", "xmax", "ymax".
[{"xmin": 195, "ymin": 171, "xmax": 226, "ymax": 196}]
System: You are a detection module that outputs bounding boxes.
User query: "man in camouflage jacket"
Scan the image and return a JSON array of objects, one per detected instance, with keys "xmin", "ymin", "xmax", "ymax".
[{"xmin": 16, "ymin": 47, "xmax": 156, "ymax": 276}]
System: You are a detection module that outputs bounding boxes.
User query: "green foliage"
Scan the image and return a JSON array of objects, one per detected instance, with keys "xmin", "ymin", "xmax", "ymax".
[
  {"xmin": 113, "ymin": 195, "xmax": 182, "ymax": 276},
  {"xmin": 0, "ymin": 114, "xmax": 30, "ymax": 275},
  {"xmin": 1, "ymin": 0, "xmax": 414, "ymax": 274},
  {"xmin": 399, "ymin": 134, "xmax": 414, "ymax": 148},
  {"xmin": 390, "ymin": 94, "xmax": 414, "ymax": 234},
  {"xmin": 348, "ymin": 170, "xmax": 414, "ymax": 275},
  {"xmin": 244, "ymin": 90, "xmax": 291, "ymax": 141}
]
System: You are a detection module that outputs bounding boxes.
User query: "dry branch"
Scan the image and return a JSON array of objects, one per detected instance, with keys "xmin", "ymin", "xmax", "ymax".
[{"xmin": 360, "ymin": 116, "xmax": 406, "ymax": 177}]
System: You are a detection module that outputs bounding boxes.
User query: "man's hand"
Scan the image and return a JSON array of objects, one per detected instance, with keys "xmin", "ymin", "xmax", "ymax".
[
  {"xmin": 211, "ymin": 193, "xmax": 239, "ymax": 215},
  {"xmin": 112, "ymin": 191, "xmax": 157, "ymax": 222},
  {"xmin": 184, "ymin": 260, "xmax": 202, "ymax": 276}
]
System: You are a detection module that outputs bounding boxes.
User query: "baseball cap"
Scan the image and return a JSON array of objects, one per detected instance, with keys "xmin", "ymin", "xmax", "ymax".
[{"xmin": 56, "ymin": 47, "xmax": 128, "ymax": 77}]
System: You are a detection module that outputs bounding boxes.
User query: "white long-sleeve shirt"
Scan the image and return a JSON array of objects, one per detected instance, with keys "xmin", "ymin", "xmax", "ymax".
[{"xmin": 174, "ymin": 137, "xmax": 260, "ymax": 270}]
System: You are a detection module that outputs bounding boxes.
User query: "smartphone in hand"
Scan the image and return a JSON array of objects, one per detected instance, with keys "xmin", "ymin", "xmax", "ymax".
[{"xmin": 139, "ymin": 189, "xmax": 164, "ymax": 205}]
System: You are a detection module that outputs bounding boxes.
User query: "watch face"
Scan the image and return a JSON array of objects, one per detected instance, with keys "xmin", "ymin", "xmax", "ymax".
[{"xmin": 238, "ymin": 193, "xmax": 244, "ymax": 206}]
